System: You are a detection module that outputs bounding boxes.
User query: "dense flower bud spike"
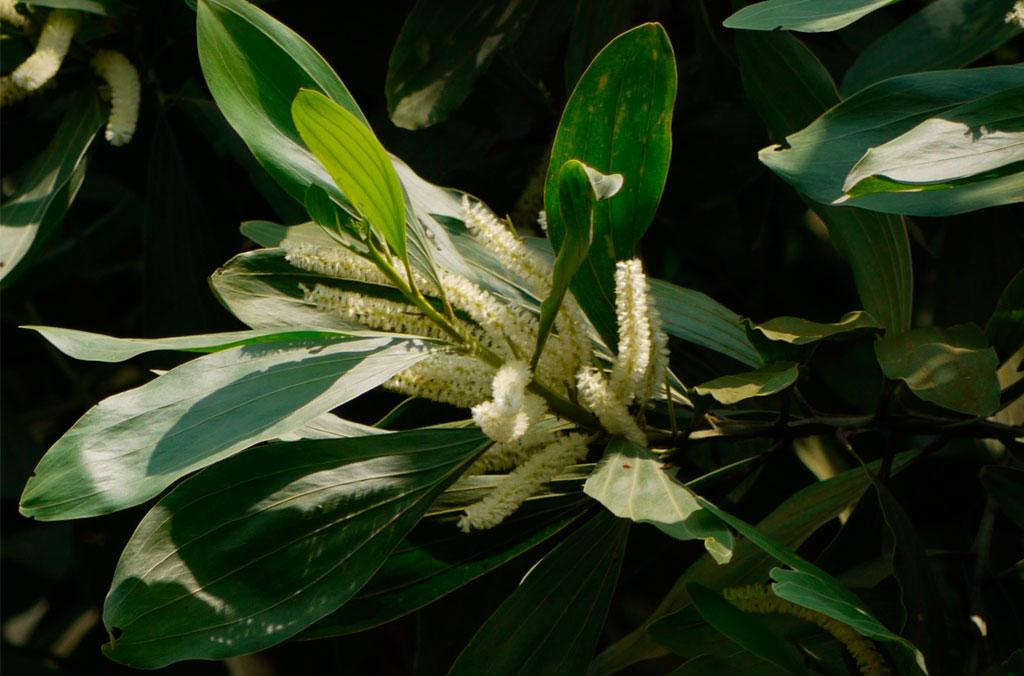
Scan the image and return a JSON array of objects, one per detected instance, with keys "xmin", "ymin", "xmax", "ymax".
[
  {"xmin": 577, "ymin": 367, "xmax": 646, "ymax": 446},
  {"xmin": 465, "ymin": 429, "xmax": 560, "ymax": 475},
  {"xmin": 611, "ymin": 259, "xmax": 653, "ymax": 404},
  {"xmin": 301, "ymin": 284, "xmax": 448, "ymax": 339},
  {"xmin": 1007, "ymin": 0, "xmax": 1024, "ymax": 27},
  {"xmin": 285, "ymin": 241, "xmax": 434, "ymax": 290},
  {"xmin": 91, "ymin": 50, "xmax": 141, "ymax": 146},
  {"xmin": 472, "ymin": 361, "xmax": 547, "ymax": 443},
  {"xmin": 0, "ymin": 0, "xmax": 28, "ymax": 29},
  {"xmin": 462, "ymin": 195, "xmax": 551, "ymax": 295},
  {"xmin": 385, "ymin": 354, "xmax": 495, "ymax": 409},
  {"xmin": 723, "ymin": 585, "xmax": 890, "ymax": 676},
  {"xmin": 458, "ymin": 432, "xmax": 588, "ymax": 531},
  {"xmin": 11, "ymin": 9, "xmax": 79, "ymax": 91}
]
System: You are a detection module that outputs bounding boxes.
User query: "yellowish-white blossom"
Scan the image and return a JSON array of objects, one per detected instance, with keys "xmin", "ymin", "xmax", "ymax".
[
  {"xmin": 611, "ymin": 259, "xmax": 652, "ymax": 403},
  {"xmin": 0, "ymin": 0, "xmax": 27, "ymax": 29},
  {"xmin": 458, "ymin": 432, "xmax": 588, "ymax": 532},
  {"xmin": 472, "ymin": 361, "xmax": 547, "ymax": 443},
  {"xmin": 577, "ymin": 367, "xmax": 645, "ymax": 446},
  {"xmin": 91, "ymin": 50, "xmax": 141, "ymax": 146},
  {"xmin": 11, "ymin": 9, "xmax": 79, "ymax": 91},
  {"xmin": 385, "ymin": 353, "xmax": 495, "ymax": 408},
  {"xmin": 1006, "ymin": 0, "xmax": 1024, "ymax": 28},
  {"xmin": 465, "ymin": 429, "xmax": 559, "ymax": 475},
  {"xmin": 301, "ymin": 284, "xmax": 447, "ymax": 339}
]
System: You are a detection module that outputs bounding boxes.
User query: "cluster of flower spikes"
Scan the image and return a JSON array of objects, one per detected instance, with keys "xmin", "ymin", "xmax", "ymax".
[
  {"xmin": 0, "ymin": 3, "xmax": 140, "ymax": 145},
  {"xmin": 284, "ymin": 195, "xmax": 668, "ymax": 532}
]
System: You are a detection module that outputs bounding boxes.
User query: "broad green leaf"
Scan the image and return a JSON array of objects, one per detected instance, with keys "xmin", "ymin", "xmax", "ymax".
[
  {"xmin": 196, "ymin": 0, "xmax": 367, "ymax": 205},
  {"xmin": 240, "ymin": 220, "xmax": 337, "ymax": 249},
  {"xmin": 292, "ymin": 89, "xmax": 407, "ymax": 259},
  {"xmin": 101, "ymin": 428, "xmax": 487, "ymax": 667},
  {"xmin": 564, "ymin": 0, "xmax": 634, "ymax": 90},
  {"xmin": 386, "ymin": 0, "xmax": 538, "ymax": 129},
  {"xmin": 753, "ymin": 311, "xmax": 880, "ymax": 345},
  {"xmin": 279, "ymin": 412, "xmax": 386, "ymax": 441},
  {"xmin": 987, "ymin": 269, "xmax": 1024, "ymax": 363},
  {"xmin": 19, "ymin": 335, "xmax": 434, "ymax": 520},
  {"xmin": 842, "ymin": 0, "xmax": 1023, "ymax": 95},
  {"xmin": 760, "ymin": 66, "xmax": 1024, "ymax": 216},
  {"xmin": 694, "ymin": 362, "xmax": 799, "ymax": 405},
  {"xmin": 697, "ymin": 499, "xmax": 926, "ymax": 670},
  {"xmin": 687, "ymin": 583, "xmax": 810, "ymax": 676},
  {"xmin": 533, "ymin": 160, "xmax": 621, "ymax": 367},
  {"xmin": 649, "ymin": 279, "xmax": 763, "ymax": 367},
  {"xmin": 0, "ymin": 91, "xmax": 102, "ymax": 282},
  {"xmin": 589, "ymin": 451, "xmax": 917, "ymax": 675},
  {"xmin": 24, "ymin": 325, "xmax": 351, "ymax": 363},
  {"xmin": 448, "ymin": 510, "xmax": 628, "ymax": 676},
  {"xmin": 980, "ymin": 466, "xmax": 1024, "ymax": 531},
  {"xmin": 734, "ymin": 31, "xmax": 839, "ymax": 142},
  {"xmin": 842, "ymin": 87, "xmax": 1024, "ymax": 199},
  {"xmin": 585, "ymin": 439, "xmax": 733, "ymax": 563},
  {"xmin": 22, "ymin": 0, "xmax": 121, "ymax": 15},
  {"xmin": 820, "ymin": 210, "xmax": 913, "ymax": 335},
  {"xmin": 874, "ymin": 324, "xmax": 1000, "ymax": 416},
  {"xmin": 544, "ymin": 23, "xmax": 676, "ymax": 349},
  {"xmin": 723, "ymin": 0, "xmax": 898, "ymax": 33},
  {"xmin": 301, "ymin": 497, "xmax": 586, "ymax": 638}
]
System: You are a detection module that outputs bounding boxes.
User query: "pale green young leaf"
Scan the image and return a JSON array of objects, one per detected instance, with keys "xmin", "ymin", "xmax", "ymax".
[
  {"xmin": 723, "ymin": 0, "xmax": 899, "ymax": 33},
  {"xmin": 292, "ymin": 89, "xmax": 407, "ymax": 259},
  {"xmin": 102, "ymin": 428, "xmax": 487, "ymax": 667},
  {"xmin": 585, "ymin": 439, "xmax": 734, "ymax": 563},
  {"xmin": 694, "ymin": 362, "xmax": 799, "ymax": 405}
]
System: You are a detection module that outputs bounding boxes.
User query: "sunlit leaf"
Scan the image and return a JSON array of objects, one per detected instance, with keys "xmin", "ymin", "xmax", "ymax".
[
  {"xmin": 724, "ymin": 0, "xmax": 898, "ymax": 33},
  {"xmin": 752, "ymin": 311, "xmax": 880, "ymax": 345},
  {"xmin": 694, "ymin": 362, "xmax": 799, "ymax": 405}
]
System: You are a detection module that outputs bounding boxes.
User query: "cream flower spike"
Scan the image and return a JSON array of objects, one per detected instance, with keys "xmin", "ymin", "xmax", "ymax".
[
  {"xmin": 458, "ymin": 432, "xmax": 588, "ymax": 532},
  {"xmin": 1007, "ymin": 0, "xmax": 1024, "ymax": 28},
  {"xmin": 91, "ymin": 50, "xmax": 141, "ymax": 146},
  {"xmin": 386, "ymin": 354, "xmax": 494, "ymax": 409},
  {"xmin": 11, "ymin": 9, "xmax": 79, "ymax": 91},
  {"xmin": 577, "ymin": 367, "xmax": 646, "ymax": 446},
  {"xmin": 0, "ymin": 0, "xmax": 28, "ymax": 29},
  {"xmin": 472, "ymin": 361, "xmax": 546, "ymax": 443},
  {"xmin": 462, "ymin": 195, "xmax": 550, "ymax": 295},
  {"xmin": 611, "ymin": 259, "xmax": 653, "ymax": 403}
]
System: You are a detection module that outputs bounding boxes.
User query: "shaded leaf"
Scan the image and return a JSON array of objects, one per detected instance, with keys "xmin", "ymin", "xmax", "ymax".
[
  {"xmin": 386, "ymin": 0, "xmax": 538, "ymax": 129},
  {"xmin": 724, "ymin": 0, "xmax": 898, "ymax": 33},
  {"xmin": 760, "ymin": 65, "xmax": 1024, "ymax": 216},
  {"xmin": 448, "ymin": 510, "xmax": 628, "ymax": 676},
  {"xmin": 687, "ymin": 583, "xmax": 810, "ymax": 675},
  {"xmin": 980, "ymin": 466, "xmax": 1024, "ymax": 531},
  {"xmin": 753, "ymin": 311, "xmax": 880, "ymax": 345},
  {"xmin": 19, "ymin": 335, "xmax": 434, "ymax": 520},
  {"xmin": 102, "ymin": 428, "xmax": 487, "ymax": 667},
  {"xmin": 842, "ymin": 0, "xmax": 1023, "ymax": 95},
  {"xmin": 986, "ymin": 269, "xmax": 1024, "ymax": 363},
  {"xmin": 585, "ymin": 439, "xmax": 734, "ymax": 563},
  {"xmin": 0, "ymin": 91, "xmax": 102, "ymax": 282},
  {"xmin": 874, "ymin": 324, "xmax": 1000, "ymax": 416},
  {"xmin": 694, "ymin": 361, "xmax": 799, "ymax": 405},
  {"xmin": 304, "ymin": 184, "xmax": 352, "ymax": 236},
  {"xmin": 544, "ymin": 23, "xmax": 676, "ymax": 349}
]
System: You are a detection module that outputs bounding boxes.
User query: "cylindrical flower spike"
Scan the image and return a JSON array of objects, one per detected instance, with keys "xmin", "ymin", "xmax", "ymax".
[
  {"xmin": 11, "ymin": 9, "xmax": 79, "ymax": 91},
  {"xmin": 611, "ymin": 259, "xmax": 653, "ymax": 404},
  {"xmin": 0, "ymin": 0, "xmax": 28, "ymax": 29},
  {"xmin": 1007, "ymin": 0, "xmax": 1024, "ymax": 28},
  {"xmin": 472, "ymin": 361, "xmax": 547, "ymax": 443},
  {"xmin": 577, "ymin": 367, "xmax": 646, "ymax": 446},
  {"xmin": 91, "ymin": 50, "xmax": 141, "ymax": 146}
]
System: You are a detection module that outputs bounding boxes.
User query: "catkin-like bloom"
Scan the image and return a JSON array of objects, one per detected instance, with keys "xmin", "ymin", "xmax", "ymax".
[
  {"xmin": 301, "ymin": 284, "xmax": 447, "ymax": 339},
  {"xmin": 12, "ymin": 9, "xmax": 79, "ymax": 91},
  {"xmin": 0, "ymin": 0, "xmax": 27, "ymax": 29},
  {"xmin": 472, "ymin": 361, "xmax": 547, "ymax": 443},
  {"xmin": 465, "ymin": 429, "xmax": 559, "ymax": 475},
  {"xmin": 1007, "ymin": 0, "xmax": 1024, "ymax": 27},
  {"xmin": 386, "ymin": 353, "xmax": 495, "ymax": 409},
  {"xmin": 284, "ymin": 241, "xmax": 435, "ymax": 291},
  {"xmin": 577, "ymin": 367, "xmax": 645, "ymax": 446},
  {"xmin": 723, "ymin": 585, "xmax": 890, "ymax": 676},
  {"xmin": 91, "ymin": 50, "xmax": 141, "ymax": 146},
  {"xmin": 459, "ymin": 432, "xmax": 588, "ymax": 531},
  {"xmin": 611, "ymin": 259, "xmax": 652, "ymax": 403}
]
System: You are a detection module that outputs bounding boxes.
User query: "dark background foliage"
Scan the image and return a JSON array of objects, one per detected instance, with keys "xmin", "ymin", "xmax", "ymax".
[{"xmin": 2, "ymin": 1, "xmax": 1021, "ymax": 673}]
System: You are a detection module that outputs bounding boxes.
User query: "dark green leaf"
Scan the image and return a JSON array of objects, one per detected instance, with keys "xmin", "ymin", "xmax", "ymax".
[
  {"xmin": 760, "ymin": 66, "xmax": 1024, "ymax": 216},
  {"xmin": 240, "ymin": 220, "xmax": 336, "ymax": 249},
  {"xmin": 649, "ymin": 279, "xmax": 763, "ymax": 367},
  {"xmin": 304, "ymin": 185, "xmax": 352, "ymax": 236},
  {"xmin": 24, "ymin": 325, "xmax": 352, "ymax": 363},
  {"xmin": 0, "ymin": 91, "xmax": 102, "ymax": 282},
  {"xmin": 564, "ymin": 0, "xmax": 633, "ymax": 90},
  {"xmin": 874, "ymin": 324, "xmax": 1000, "ymax": 416},
  {"xmin": 980, "ymin": 466, "xmax": 1024, "ymax": 531},
  {"xmin": 687, "ymin": 583, "xmax": 810, "ymax": 675},
  {"xmin": 19, "ymin": 335, "xmax": 434, "ymax": 520},
  {"xmin": 753, "ymin": 311, "xmax": 880, "ymax": 345},
  {"xmin": 386, "ymin": 0, "xmax": 538, "ymax": 129},
  {"xmin": 301, "ymin": 497, "xmax": 587, "ymax": 638},
  {"xmin": 196, "ymin": 0, "xmax": 367, "ymax": 205},
  {"xmin": 986, "ymin": 269, "xmax": 1023, "ymax": 363},
  {"xmin": 585, "ymin": 439, "xmax": 733, "ymax": 563},
  {"xmin": 101, "ymin": 428, "xmax": 487, "ymax": 667},
  {"xmin": 842, "ymin": 87, "xmax": 1024, "ymax": 198},
  {"xmin": 841, "ymin": 0, "xmax": 1023, "ymax": 95},
  {"xmin": 723, "ymin": 0, "xmax": 898, "ymax": 33},
  {"xmin": 544, "ymin": 23, "xmax": 676, "ymax": 349},
  {"xmin": 694, "ymin": 361, "xmax": 799, "ymax": 405},
  {"xmin": 590, "ymin": 451, "xmax": 918, "ymax": 675},
  {"xmin": 292, "ymin": 89, "xmax": 407, "ymax": 259},
  {"xmin": 449, "ymin": 510, "xmax": 628, "ymax": 676},
  {"xmin": 533, "ymin": 160, "xmax": 621, "ymax": 367}
]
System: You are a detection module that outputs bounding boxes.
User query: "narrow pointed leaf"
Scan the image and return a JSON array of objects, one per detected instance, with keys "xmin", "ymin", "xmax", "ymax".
[
  {"xmin": 101, "ymin": 429, "xmax": 487, "ymax": 667},
  {"xmin": 874, "ymin": 324, "xmax": 1000, "ymax": 416},
  {"xmin": 448, "ymin": 510, "xmax": 628, "ymax": 676},
  {"xmin": 585, "ymin": 439, "xmax": 733, "ymax": 563},
  {"xmin": 694, "ymin": 362, "xmax": 799, "ymax": 405},
  {"xmin": 544, "ymin": 23, "xmax": 676, "ymax": 349},
  {"xmin": 292, "ymin": 89, "xmax": 406, "ymax": 258},
  {"xmin": 724, "ymin": 0, "xmax": 899, "ymax": 33},
  {"xmin": 19, "ymin": 335, "xmax": 434, "ymax": 520}
]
